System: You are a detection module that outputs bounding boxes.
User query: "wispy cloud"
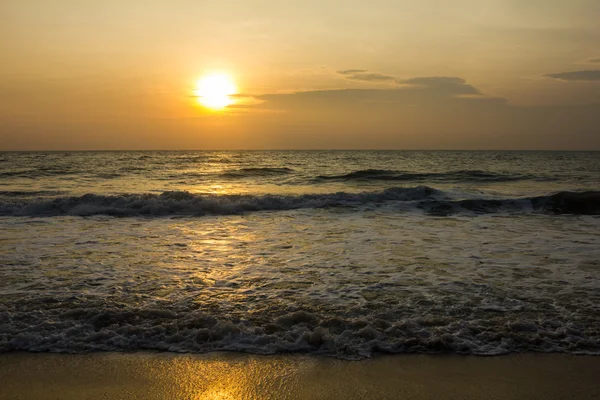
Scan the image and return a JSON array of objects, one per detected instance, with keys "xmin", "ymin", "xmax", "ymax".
[
  {"xmin": 253, "ymin": 75, "xmax": 501, "ymax": 113},
  {"xmin": 545, "ymin": 70, "xmax": 600, "ymax": 81},
  {"xmin": 336, "ymin": 70, "xmax": 482, "ymax": 95},
  {"xmin": 337, "ymin": 69, "xmax": 368, "ymax": 75},
  {"xmin": 337, "ymin": 69, "xmax": 396, "ymax": 82},
  {"xmin": 398, "ymin": 77, "xmax": 482, "ymax": 95},
  {"xmin": 345, "ymin": 73, "xmax": 396, "ymax": 82},
  {"xmin": 399, "ymin": 77, "xmax": 466, "ymax": 86},
  {"xmin": 240, "ymin": 74, "xmax": 600, "ymax": 150}
]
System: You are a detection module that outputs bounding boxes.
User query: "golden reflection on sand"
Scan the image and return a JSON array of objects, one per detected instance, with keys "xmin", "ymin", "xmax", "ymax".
[{"xmin": 2, "ymin": 353, "xmax": 600, "ymax": 400}]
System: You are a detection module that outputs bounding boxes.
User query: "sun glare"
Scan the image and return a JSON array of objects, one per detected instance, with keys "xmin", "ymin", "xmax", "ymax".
[{"xmin": 194, "ymin": 73, "xmax": 237, "ymax": 110}]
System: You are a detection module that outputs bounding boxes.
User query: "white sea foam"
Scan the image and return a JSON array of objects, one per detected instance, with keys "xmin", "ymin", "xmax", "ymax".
[
  {"xmin": 1, "ymin": 151, "xmax": 599, "ymax": 357},
  {"xmin": 1, "ymin": 210, "xmax": 599, "ymax": 358}
]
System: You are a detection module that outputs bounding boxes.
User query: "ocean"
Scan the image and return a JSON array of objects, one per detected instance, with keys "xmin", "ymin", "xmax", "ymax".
[{"xmin": 1, "ymin": 150, "xmax": 599, "ymax": 359}]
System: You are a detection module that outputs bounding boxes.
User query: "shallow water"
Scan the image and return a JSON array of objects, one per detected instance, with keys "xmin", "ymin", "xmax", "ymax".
[{"xmin": 1, "ymin": 151, "xmax": 599, "ymax": 358}]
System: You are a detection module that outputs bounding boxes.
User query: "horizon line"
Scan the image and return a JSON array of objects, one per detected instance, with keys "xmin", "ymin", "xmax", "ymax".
[{"xmin": 1, "ymin": 149, "xmax": 599, "ymax": 152}]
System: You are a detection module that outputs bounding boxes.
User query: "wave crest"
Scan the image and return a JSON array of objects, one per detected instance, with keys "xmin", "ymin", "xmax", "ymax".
[
  {"xmin": 220, "ymin": 167, "xmax": 295, "ymax": 178},
  {"xmin": 0, "ymin": 186, "xmax": 440, "ymax": 217},
  {"xmin": 316, "ymin": 169, "xmax": 542, "ymax": 182},
  {"xmin": 1, "ymin": 189, "xmax": 598, "ymax": 217},
  {"xmin": 2, "ymin": 305, "xmax": 598, "ymax": 358}
]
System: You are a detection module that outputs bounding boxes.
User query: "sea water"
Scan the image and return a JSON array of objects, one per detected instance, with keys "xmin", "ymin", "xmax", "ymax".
[{"xmin": 1, "ymin": 151, "xmax": 599, "ymax": 358}]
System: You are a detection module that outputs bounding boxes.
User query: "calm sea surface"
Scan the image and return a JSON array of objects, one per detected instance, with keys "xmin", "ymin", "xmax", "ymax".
[{"xmin": 1, "ymin": 151, "xmax": 599, "ymax": 358}]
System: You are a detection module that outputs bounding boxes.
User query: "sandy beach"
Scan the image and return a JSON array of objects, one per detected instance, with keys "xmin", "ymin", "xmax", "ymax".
[{"xmin": 1, "ymin": 353, "xmax": 598, "ymax": 399}]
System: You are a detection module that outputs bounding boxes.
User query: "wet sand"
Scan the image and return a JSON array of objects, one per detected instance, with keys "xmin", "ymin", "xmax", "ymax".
[{"xmin": 0, "ymin": 352, "xmax": 598, "ymax": 399}]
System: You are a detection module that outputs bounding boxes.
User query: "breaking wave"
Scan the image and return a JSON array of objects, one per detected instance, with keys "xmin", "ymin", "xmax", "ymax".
[
  {"xmin": 315, "ymin": 169, "xmax": 543, "ymax": 182},
  {"xmin": 421, "ymin": 191, "xmax": 600, "ymax": 216},
  {"xmin": 0, "ymin": 188, "xmax": 598, "ymax": 217},
  {"xmin": 1, "ymin": 301, "xmax": 598, "ymax": 358},
  {"xmin": 0, "ymin": 187, "xmax": 439, "ymax": 217}
]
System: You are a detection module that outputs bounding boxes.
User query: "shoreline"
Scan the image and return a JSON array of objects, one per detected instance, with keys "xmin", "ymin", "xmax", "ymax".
[{"xmin": 1, "ymin": 352, "xmax": 599, "ymax": 399}]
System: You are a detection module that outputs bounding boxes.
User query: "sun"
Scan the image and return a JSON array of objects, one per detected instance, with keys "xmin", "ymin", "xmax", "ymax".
[{"xmin": 194, "ymin": 73, "xmax": 237, "ymax": 110}]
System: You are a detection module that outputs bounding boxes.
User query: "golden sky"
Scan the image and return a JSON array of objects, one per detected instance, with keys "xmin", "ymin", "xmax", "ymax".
[{"xmin": 1, "ymin": 0, "xmax": 599, "ymax": 150}]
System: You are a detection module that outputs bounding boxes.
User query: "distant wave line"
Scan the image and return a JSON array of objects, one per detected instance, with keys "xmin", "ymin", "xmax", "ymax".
[
  {"xmin": 1, "ymin": 188, "xmax": 598, "ymax": 217},
  {"xmin": 314, "ymin": 169, "xmax": 551, "ymax": 182}
]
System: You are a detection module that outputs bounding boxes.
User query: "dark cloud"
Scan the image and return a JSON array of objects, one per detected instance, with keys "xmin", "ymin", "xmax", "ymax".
[
  {"xmin": 254, "ymin": 76, "xmax": 498, "ymax": 113},
  {"xmin": 246, "ymin": 75, "xmax": 597, "ymax": 150},
  {"xmin": 398, "ymin": 76, "xmax": 481, "ymax": 95},
  {"xmin": 545, "ymin": 70, "xmax": 600, "ymax": 81},
  {"xmin": 399, "ymin": 77, "xmax": 466, "ymax": 86},
  {"xmin": 337, "ymin": 69, "xmax": 396, "ymax": 82},
  {"xmin": 337, "ymin": 69, "xmax": 367, "ymax": 75},
  {"xmin": 246, "ymin": 81, "xmax": 599, "ymax": 150},
  {"xmin": 343, "ymin": 73, "xmax": 397, "ymax": 82}
]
